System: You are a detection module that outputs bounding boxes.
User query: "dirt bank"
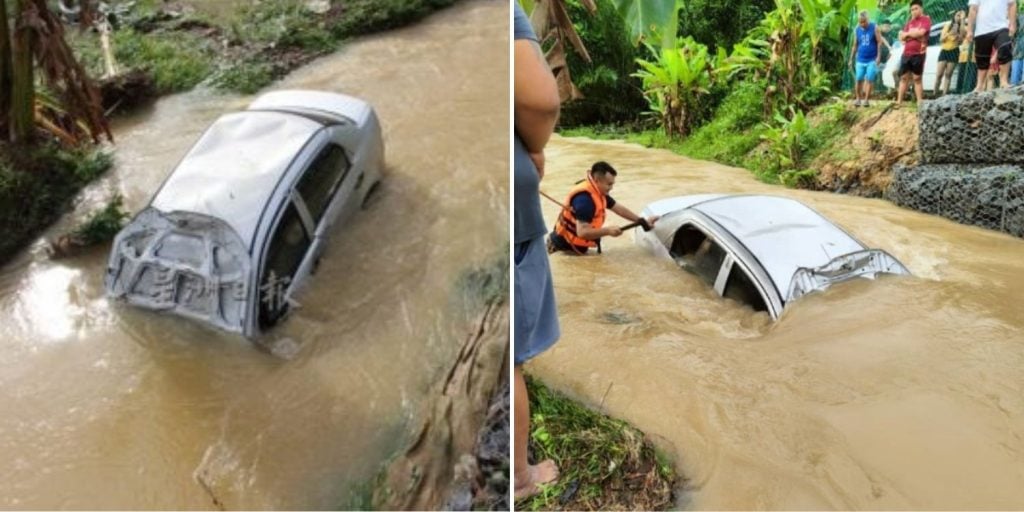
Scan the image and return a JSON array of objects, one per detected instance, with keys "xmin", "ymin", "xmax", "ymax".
[{"xmin": 810, "ymin": 103, "xmax": 920, "ymax": 196}]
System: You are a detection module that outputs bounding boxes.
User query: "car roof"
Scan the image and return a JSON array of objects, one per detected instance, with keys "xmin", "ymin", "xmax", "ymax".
[
  {"xmin": 248, "ymin": 90, "xmax": 373, "ymax": 127},
  {"xmin": 672, "ymin": 195, "xmax": 867, "ymax": 301},
  {"xmin": 150, "ymin": 110, "xmax": 322, "ymax": 250}
]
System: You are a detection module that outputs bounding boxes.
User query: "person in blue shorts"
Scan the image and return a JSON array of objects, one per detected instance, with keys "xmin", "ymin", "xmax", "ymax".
[
  {"xmin": 850, "ymin": 10, "xmax": 890, "ymax": 107},
  {"xmin": 513, "ymin": 1, "xmax": 561, "ymax": 501}
]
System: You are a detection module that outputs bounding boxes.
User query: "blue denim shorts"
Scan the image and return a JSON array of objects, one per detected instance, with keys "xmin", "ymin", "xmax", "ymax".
[
  {"xmin": 855, "ymin": 61, "xmax": 878, "ymax": 81},
  {"xmin": 514, "ymin": 236, "xmax": 560, "ymax": 365}
]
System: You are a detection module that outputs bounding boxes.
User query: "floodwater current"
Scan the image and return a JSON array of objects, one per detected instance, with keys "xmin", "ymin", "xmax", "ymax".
[
  {"xmin": 0, "ymin": 1, "xmax": 508, "ymax": 508},
  {"xmin": 528, "ymin": 135, "xmax": 1024, "ymax": 510}
]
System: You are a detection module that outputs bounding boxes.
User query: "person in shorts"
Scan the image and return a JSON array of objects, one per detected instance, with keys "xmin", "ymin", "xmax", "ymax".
[
  {"xmin": 936, "ymin": 10, "xmax": 967, "ymax": 95},
  {"xmin": 897, "ymin": 0, "xmax": 932, "ymax": 105},
  {"xmin": 1010, "ymin": 12, "xmax": 1024, "ymax": 84},
  {"xmin": 966, "ymin": 0, "xmax": 1017, "ymax": 91},
  {"xmin": 850, "ymin": 11, "xmax": 890, "ymax": 106}
]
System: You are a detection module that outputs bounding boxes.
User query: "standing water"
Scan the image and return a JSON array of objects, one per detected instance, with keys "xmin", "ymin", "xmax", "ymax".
[
  {"xmin": 0, "ymin": 1, "xmax": 508, "ymax": 508},
  {"xmin": 529, "ymin": 135, "xmax": 1024, "ymax": 509}
]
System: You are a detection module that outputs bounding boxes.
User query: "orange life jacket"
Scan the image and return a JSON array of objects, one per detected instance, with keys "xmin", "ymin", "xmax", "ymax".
[{"xmin": 554, "ymin": 176, "xmax": 606, "ymax": 249}]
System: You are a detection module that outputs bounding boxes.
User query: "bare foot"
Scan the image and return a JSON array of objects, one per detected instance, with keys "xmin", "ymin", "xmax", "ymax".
[{"xmin": 513, "ymin": 459, "xmax": 559, "ymax": 500}]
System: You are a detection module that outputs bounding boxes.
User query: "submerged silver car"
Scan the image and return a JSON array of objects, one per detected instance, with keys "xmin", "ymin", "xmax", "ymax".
[
  {"xmin": 105, "ymin": 90, "xmax": 384, "ymax": 337},
  {"xmin": 635, "ymin": 195, "xmax": 910, "ymax": 319}
]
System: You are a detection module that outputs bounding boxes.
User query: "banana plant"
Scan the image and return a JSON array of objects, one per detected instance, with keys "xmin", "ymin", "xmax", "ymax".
[
  {"xmin": 521, "ymin": 0, "xmax": 684, "ymax": 101},
  {"xmin": 632, "ymin": 37, "xmax": 711, "ymax": 137}
]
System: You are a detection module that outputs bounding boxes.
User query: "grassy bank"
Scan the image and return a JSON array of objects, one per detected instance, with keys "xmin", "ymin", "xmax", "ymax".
[
  {"xmin": 0, "ymin": 144, "xmax": 113, "ymax": 264},
  {"xmin": 519, "ymin": 375, "xmax": 677, "ymax": 511},
  {"xmin": 561, "ymin": 81, "xmax": 913, "ymax": 190},
  {"xmin": 71, "ymin": 0, "xmax": 461, "ymax": 97}
]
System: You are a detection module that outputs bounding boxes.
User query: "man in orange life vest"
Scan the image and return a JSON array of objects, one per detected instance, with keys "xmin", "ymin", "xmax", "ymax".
[{"xmin": 547, "ymin": 161, "xmax": 658, "ymax": 254}]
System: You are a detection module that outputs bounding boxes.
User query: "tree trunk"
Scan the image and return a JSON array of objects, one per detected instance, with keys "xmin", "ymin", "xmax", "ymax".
[
  {"xmin": 10, "ymin": 0, "xmax": 34, "ymax": 143},
  {"xmin": 0, "ymin": 0, "xmax": 13, "ymax": 137}
]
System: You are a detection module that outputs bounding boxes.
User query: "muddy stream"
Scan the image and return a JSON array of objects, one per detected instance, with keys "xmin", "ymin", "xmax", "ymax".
[
  {"xmin": 0, "ymin": 1, "xmax": 508, "ymax": 508},
  {"xmin": 529, "ymin": 135, "xmax": 1024, "ymax": 509}
]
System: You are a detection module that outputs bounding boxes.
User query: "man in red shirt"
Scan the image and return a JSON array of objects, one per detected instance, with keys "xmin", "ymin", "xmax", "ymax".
[{"xmin": 897, "ymin": 0, "xmax": 932, "ymax": 105}]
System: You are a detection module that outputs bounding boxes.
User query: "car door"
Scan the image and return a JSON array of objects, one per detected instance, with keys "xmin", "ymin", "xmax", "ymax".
[
  {"xmin": 670, "ymin": 220, "xmax": 776, "ymax": 317},
  {"xmin": 294, "ymin": 141, "xmax": 352, "ymax": 235},
  {"xmin": 256, "ymin": 199, "xmax": 313, "ymax": 331}
]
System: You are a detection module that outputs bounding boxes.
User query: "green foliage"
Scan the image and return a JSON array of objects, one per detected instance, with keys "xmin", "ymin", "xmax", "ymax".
[
  {"xmin": 760, "ymin": 107, "xmax": 811, "ymax": 174},
  {"xmin": 0, "ymin": 144, "xmax": 114, "ymax": 264},
  {"xmin": 213, "ymin": 61, "xmax": 275, "ymax": 94},
  {"xmin": 633, "ymin": 37, "xmax": 713, "ymax": 136},
  {"xmin": 720, "ymin": 0, "xmax": 856, "ymax": 116},
  {"xmin": 231, "ymin": 0, "xmax": 336, "ymax": 52},
  {"xmin": 110, "ymin": 29, "xmax": 215, "ymax": 93},
  {"xmin": 560, "ymin": 0, "xmax": 648, "ymax": 127},
  {"xmin": 678, "ymin": 80, "xmax": 767, "ymax": 164},
  {"xmin": 72, "ymin": 195, "xmax": 129, "ymax": 246},
  {"xmin": 329, "ymin": 0, "xmax": 458, "ymax": 38},
  {"xmin": 520, "ymin": 375, "xmax": 676, "ymax": 511},
  {"xmin": 611, "ymin": 0, "xmax": 683, "ymax": 48},
  {"xmin": 677, "ymin": 0, "xmax": 776, "ymax": 52}
]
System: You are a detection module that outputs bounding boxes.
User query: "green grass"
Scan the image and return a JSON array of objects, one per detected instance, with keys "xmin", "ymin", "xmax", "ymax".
[
  {"xmin": 212, "ymin": 60, "xmax": 276, "ymax": 95},
  {"xmin": 68, "ymin": 0, "xmax": 461, "ymax": 97},
  {"xmin": 111, "ymin": 29, "xmax": 215, "ymax": 93},
  {"xmin": 519, "ymin": 376, "xmax": 676, "ymax": 511},
  {"xmin": 0, "ymin": 145, "xmax": 114, "ymax": 264},
  {"xmin": 329, "ymin": 0, "xmax": 459, "ymax": 38},
  {"xmin": 228, "ymin": 0, "xmax": 337, "ymax": 52},
  {"xmin": 69, "ymin": 28, "xmax": 215, "ymax": 94},
  {"xmin": 72, "ymin": 195, "xmax": 129, "ymax": 246}
]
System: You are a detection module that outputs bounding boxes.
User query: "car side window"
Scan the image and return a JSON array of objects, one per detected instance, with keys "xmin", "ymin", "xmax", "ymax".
[
  {"xmin": 258, "ymin": 203, "xmax": 310, "ymax": 329},
  {"xmin": 296, "ymin": 144, "xmax": 350, "ymax": 224},
  {"xmin": 670, "ymin": 224, "xmax": 727, "ymax": 287},
  {"xmin": 723, "ymin": 264, "xmax": 768, "ymax": 313}
]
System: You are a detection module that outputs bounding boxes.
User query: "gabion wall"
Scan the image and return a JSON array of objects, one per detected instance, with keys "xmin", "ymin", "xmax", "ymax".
[
  {"xmin": 919, "ymin": 87, "xmax": 1024, "ymax": 165},
  {"xmin": 889, "ymin": 86, "xmax": 1024, "ymax": 239},
  {"xmin": 887, "ymin": 164, "xmax": 1024, "ymax": 237}
]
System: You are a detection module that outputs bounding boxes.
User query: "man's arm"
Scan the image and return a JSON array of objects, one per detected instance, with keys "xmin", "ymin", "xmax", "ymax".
[
  {"xmin": 850, "ymin": 36, "xmax": 859, "ymax": 65},
  {"xmin": 576, "ymin": 221, "xmax": 622, "ymax": 240},
  {"xmin": 609, "ymin": 203, "xmax": 659, "ymax": 228},
  {"xmin": 514, "ymin": 39, "xmax": 560, "ymax": 155},
  {"xmin": 1009, "ymin": 0, "xmax": 1017, "ymax": 37},
  {"xmin": 967, "ymin": 4, "xmax": 978, "ymax": 42},
  {"xmin": 876, "ymin": 26, "xmax": 891, "ymax": 52}
]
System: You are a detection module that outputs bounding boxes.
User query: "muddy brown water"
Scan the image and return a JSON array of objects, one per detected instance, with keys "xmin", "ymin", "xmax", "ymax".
[
  {"xmin": 0, "ymin": 1, "xmax": 507, "ymax": 508},
  {"xmin": 528, "ymin": 135, "xmax": 1024, "ymax": 510}
]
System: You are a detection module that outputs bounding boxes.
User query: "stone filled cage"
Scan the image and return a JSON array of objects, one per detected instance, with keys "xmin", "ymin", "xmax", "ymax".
[{"xmin": 887, "ymin": 164, "xmax": 1024, "ymax": 237}]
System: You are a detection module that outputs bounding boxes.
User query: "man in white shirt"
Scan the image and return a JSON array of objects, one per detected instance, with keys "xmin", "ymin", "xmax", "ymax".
[{"xmin": 966, "ymin": 0, "xmax": 1018, "ymax": 90}]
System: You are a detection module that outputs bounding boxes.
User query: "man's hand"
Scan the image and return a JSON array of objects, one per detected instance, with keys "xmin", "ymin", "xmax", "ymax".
[
  {"xmin": 604, "ymin": 226, "xmax": 623, "ymax": 237},
  {"xmin": 529, "ymin": 151, "xmax": 545, "ymax": 180},
  {"xmin": 966, "ymin": 30, "xmax": 974, "ymax": 44},
  {"xmin": 647, "ymin": 215, "xmax": 660, "ymax": 227}
]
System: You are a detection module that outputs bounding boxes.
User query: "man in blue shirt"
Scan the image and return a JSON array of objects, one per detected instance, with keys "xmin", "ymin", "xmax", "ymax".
[{"xmin": 849, "ymin": 11, "xmax": 890, "ymax": 107}]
